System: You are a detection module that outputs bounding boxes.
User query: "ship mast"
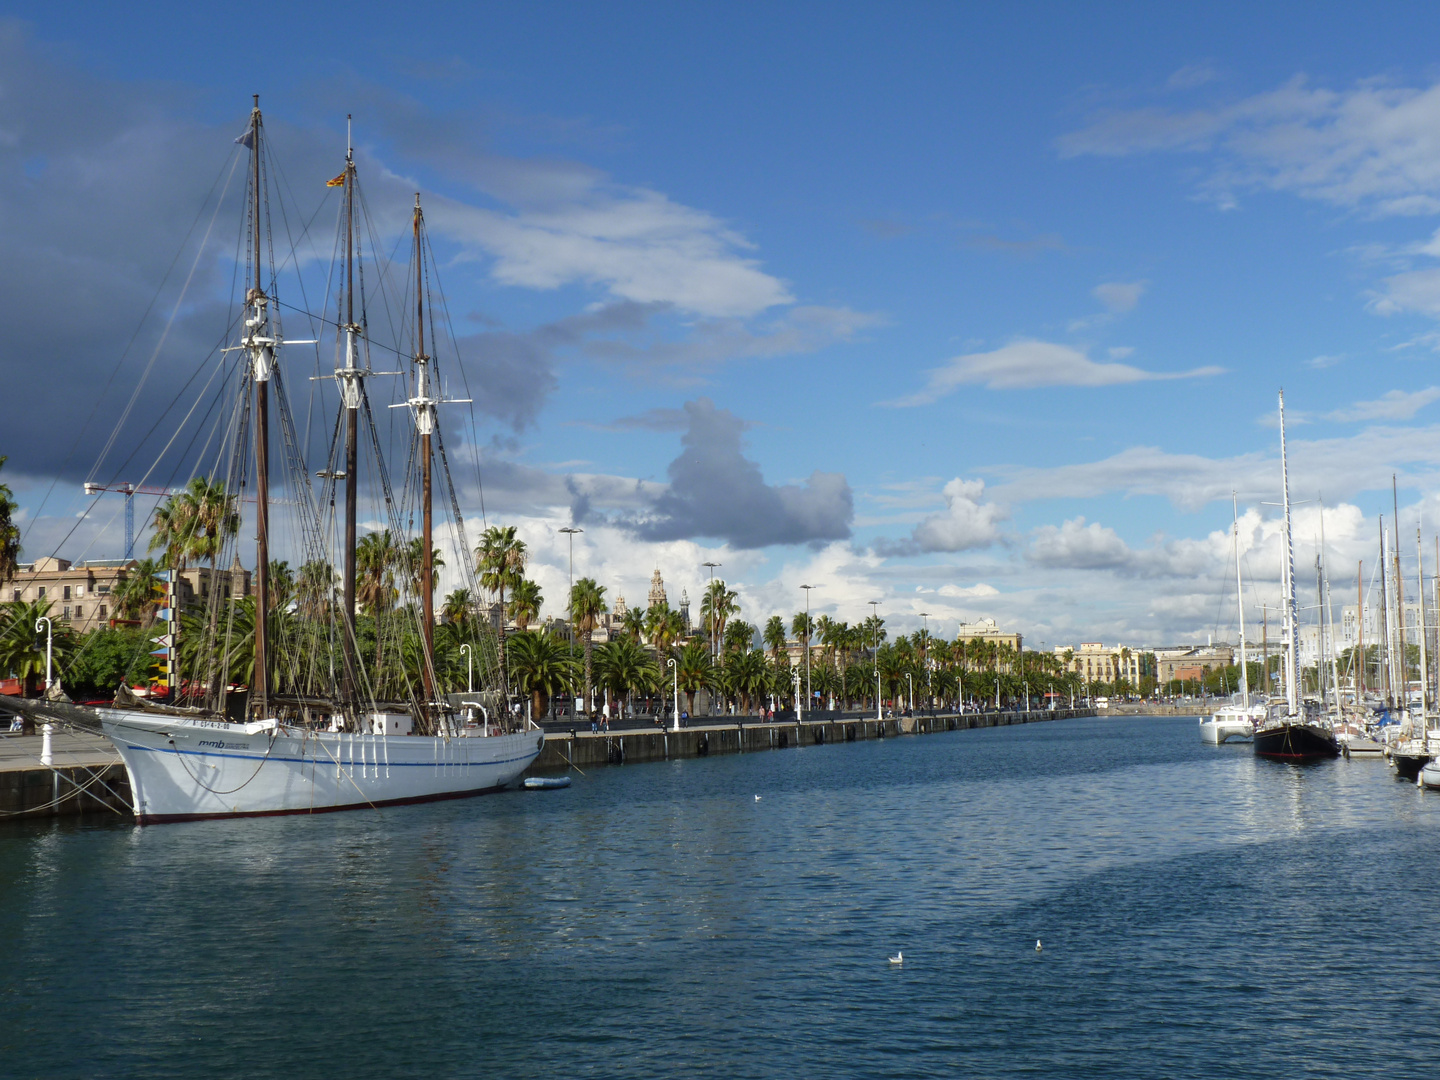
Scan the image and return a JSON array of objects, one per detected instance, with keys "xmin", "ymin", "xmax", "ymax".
[
  {"xmin": 1278, "ymin": 391, "xmax": 1299, "ymax": 716},
  {"xmin": 245, "ymin": 96, "xmax": 273, "ymax": 720},
  {"xmin": 1233, "ymin": 492, "xmax": 1248, "ymax": 708},
  {"xmin": 339, "ymin": 118, "xmax": 361, "ymax": 713},
  {"xmin": 412, "ymin": 195, "xmax": 437, "ymax": 718}
]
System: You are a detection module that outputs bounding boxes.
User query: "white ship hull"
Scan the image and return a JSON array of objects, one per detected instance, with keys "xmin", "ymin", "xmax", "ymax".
[
  {"xmin": 99, "ymin": 711, "xmax": 544, "ymax": 824},
  {"xmin": 1199, "ymin": 706, "xmax": 1263, "ymax": 744}
]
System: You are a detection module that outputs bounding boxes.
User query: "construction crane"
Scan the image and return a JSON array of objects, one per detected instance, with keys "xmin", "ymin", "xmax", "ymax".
[
  {"xmin": 82, "ymin": 481, "xmax": 295, "ymax": 562},
  {"xmin": 82, "ymin": 482, "xmax": 175, "ymax": 561}
]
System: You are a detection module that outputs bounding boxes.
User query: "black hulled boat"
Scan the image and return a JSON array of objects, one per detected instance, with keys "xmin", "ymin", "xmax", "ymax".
[{"xmin": 1253, "ymin": 718, "xmax": 1340, "ymax": 761}]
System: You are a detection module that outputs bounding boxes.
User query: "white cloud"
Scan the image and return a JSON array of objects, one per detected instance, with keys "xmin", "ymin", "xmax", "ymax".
[
  {"xmin": 1307, "ymin": 354, "xmax": 1343, "ymax": 369},
  {"xmin": 439, "ymin": 187, "xmax": 793, "ymax": 318},
  {"xmin": 912, "ymin": 479, "xmax": 1008, "ymax": 553},
  {"xmin": 938, "ymin": 583, "xmax": 1001, "ymax": 600},
  {"xmin": 1059, "ymin": 75, "xmax": 1440, "ymax": 217},
  {"xmin": 1108, "ymin": 346, "xmax": 1136, "ymax": 360},
  {"xmin": 1028, "ymin": 517, "xmax": 1133, "ymax": 570},
  {"xmin": 1093, "ymin": 280, "xmax": 1147, "ymax": 312},
  {"xmin": 883, "ymin": 340, "xmax": 1223, "ymax": 405},
  {"xmin": 1326, "ymin": 387, "xmax": 1440, "ymax": 422},
  {"xmin": 1371, "ymin": 267, "xmax": 1440, "ymax": 317}
]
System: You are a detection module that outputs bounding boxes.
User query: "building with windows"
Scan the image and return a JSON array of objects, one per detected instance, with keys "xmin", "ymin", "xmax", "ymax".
[
  {"xmin": 1054, "ymin": 642, "xmax": 1146, "ymax": 687},
  {"xmin": 7, "ymin": 555, "xmax": 253, "ymax": 635},
  {"xmin": 953, "ymin": 618, "xmax": 1022, "ymax": 657},
  {"xmin": 7, "ymin": 557, "xmax": 166, "ymax": 634},
  {"xmin": 1153, "ymin": 644, "xmax": 1235, "ymax": 685}
]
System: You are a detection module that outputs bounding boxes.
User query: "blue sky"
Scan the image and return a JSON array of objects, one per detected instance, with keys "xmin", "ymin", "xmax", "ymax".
[{"xmin": 7, "ymin": 2, "xmax": 1440, "ymax": 648}]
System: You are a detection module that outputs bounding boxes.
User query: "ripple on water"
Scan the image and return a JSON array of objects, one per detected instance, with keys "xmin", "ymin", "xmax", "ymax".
[{"xmin": 5, "ymin": 715, "xmax": 1440, "ymax": 1078}]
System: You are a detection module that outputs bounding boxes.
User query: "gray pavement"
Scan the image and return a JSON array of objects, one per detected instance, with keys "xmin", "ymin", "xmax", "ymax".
[{"xmin": 0, "ymin": 730, "xmax": 120, "ymax": 773}]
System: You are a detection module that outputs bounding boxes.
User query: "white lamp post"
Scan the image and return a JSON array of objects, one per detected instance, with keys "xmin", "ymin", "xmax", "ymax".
[
  {"xmin": 667, "ymin": 656, "xmax": 679, "ymax": 731},
  {"xmin": 801, "ymin": 583, "xmax": 818, "ymax": 711},
  {"xmin": 459, "ymin": 642, "xmax": 473, "ymax": 694},
  {"xmin": 869, "ymin": 600, "xmax": 881, "ymax": 720},
  {"xmin": 794, "ymin": 666, "xmax": 802, "ymax": 722},
  {"xmin": 36, "ymin": 616, "xmax": 53, "ymax": 765},
  {"xmin": 906, "ymin": 672, "xmax": 913, "ymax": 713}
]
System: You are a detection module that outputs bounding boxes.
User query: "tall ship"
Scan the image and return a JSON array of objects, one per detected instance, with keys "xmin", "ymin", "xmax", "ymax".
[
  {"xmin": 19, "ymin": 100, "xmax": 542, "ymax": 822},
  {"xmin": 1253, "ymin": 391, "xmax": 1339, "ymax": 761}
]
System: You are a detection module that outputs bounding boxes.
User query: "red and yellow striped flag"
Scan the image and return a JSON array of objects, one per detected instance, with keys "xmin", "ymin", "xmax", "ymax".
[{"xmin": 326, "ymin": 172, "xmax": 346, "ymax": 187}]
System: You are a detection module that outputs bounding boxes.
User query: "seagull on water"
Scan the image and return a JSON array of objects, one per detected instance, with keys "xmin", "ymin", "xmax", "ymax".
[
  {"xmin": 888, "ymin": 951, "xmax": 903, "ymax": 965},
  {"xmin": 755, "ymin": 795, "xmax": 762, "ymax": 801},
  {"xmin": 1036, "ymin": 939, "xmax": 1042, "ymax": 952}
]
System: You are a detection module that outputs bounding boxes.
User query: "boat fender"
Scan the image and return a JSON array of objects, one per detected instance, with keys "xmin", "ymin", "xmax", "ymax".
[{"xmin": 697, "ymin": 736, "xmax": 709, "ymax": 756}]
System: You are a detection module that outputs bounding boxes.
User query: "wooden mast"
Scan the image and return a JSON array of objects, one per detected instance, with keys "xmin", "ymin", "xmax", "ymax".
[
  {"xmin": 340, "ymin": 119, "xmax": 360, "ymax": 714},
  {"xmin": 249, "ymin": 95, "xmax": 271, "ymax": 720},
  {"xmin": 414, "ymin": 194, "xmax": 437, "ymax": 719}
]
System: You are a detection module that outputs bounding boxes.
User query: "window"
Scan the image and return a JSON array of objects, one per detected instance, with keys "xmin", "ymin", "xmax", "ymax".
[
  {"xmin": 63, "ymin": 585, "xmax": 71, "ymax": 600},
  {"xmin": 10, "ymin": 589, "xmax": 17, "ymax": 602},
  {"xmin": 38, "ymin": 586, "xmax": 45, "ymax": 599},
  {"xmin": 75, "ymin": 586, "xmax": 84, "ymax": 597},
  {"xmin": 75, "ymin": 605, "xmax": 83, "ymax": 619},
  {"xmin": 62, "ymin": 606, "xmax": 70, "ymax": 620},
  {"xmin": 97, "ymin": 584, "xmax": 111, "ymax": 595},
  {"xmin": 98, "ymin": 605, "xmax": 107, "ymax": 619}
]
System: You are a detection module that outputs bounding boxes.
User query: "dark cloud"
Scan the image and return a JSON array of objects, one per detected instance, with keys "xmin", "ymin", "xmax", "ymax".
[{"xmin": 630, "ymin": 398, "xmax": 852, "ymax": 549}]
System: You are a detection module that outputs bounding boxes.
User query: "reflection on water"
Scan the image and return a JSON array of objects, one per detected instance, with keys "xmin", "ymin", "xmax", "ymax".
[{"xmin": 5, "ymin": 715, "xmax": 1440, "ymax": 1078}]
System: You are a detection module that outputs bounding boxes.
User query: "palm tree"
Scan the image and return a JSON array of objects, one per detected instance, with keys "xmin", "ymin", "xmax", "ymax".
[
  {"xmin": 593, "ymin": 636, "xmax": 657, "ymax": 717},
  {"xmin": 508, "ymin": 578, "xmax": 543, "ymax": 631},
  {"xmin": 675, "ymin": 638, "xmax": 713, "ymax": 716},
  {"xmin": 764, "ymin": 615, "xmax": 788, "ymax": 665},
  {"xmin": 403, "ymin": 537, "xmax": 444, "ymax": 603},
  {"xmin": 441, "ymin": 587, "xmax": 474, "ymax": 628},
  {"xmin": 727, "ymin": 647, "xmax": 768, "ymax": 714},
  {"xmin": 0, "ymin": 457, "xmax": 20, "ymax": 586},
  {"xmin": 723, "ymin": 619, "xmax": 756, "ymax": 655},
  {"xmin": 268, "ymin": 560, "xmax": 295, "ymax": 612},
  {"xmin": 621, "ymin": 606, "xmax": 646, "ymax": 642},
  {"xmin": 296, "ymin": 559, "xmax": 337, "ymax": 619},
  {"xmin": 183, "ymin": 477, "xmax": 239, "ymax": 597},
  {"xmin": 790, "ymin": 611, "xmax": 813, "ymax": 674},
  {"xmin": 570, "ymin": 577, "xmax": 607, "ymax": 715},
  {"xmin": 507, "ymin": 629, "xmax": 576, "ymax": 720},
  {"xmin": 700, "ymin": 579, "xmax": 739, "ymax": 654},
  {"xmin": 0, "ymin": 599, "xmax": 74, "ymax": 696},
  {"xmin": 114, "ymin": 558, "xmax": 165, "ymax": 625},
  {"xmin": 356, "ymin": 530, "xmax": 400, "ymax": 615},
  {"xmin": 645, "ymin": 602, "xmax": 683, "ymax": 656},
  {"xmin": 476, "ymin": 525, "xmax": 526, "ymax": 695}
]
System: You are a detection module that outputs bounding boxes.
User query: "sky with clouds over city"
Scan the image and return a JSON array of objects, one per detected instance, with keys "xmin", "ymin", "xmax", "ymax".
[{"xmin": 10, "ymin": 2, "xmax": 1440, "ymax": 650}]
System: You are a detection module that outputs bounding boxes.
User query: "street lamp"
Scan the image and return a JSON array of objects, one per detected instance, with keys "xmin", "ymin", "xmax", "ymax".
[
  {"xmin": 559, "ymin": 527, "xmax": 582, "ymax": 647},
  {"xmin": 869, "ymin": 599, "xmax": 881, "ymax": 720},
  {"xmin": 918, "ymin": 611, "xmax": 931, "ymax": 712},
  {"xmin": 906, "ymin": 672, "xmax": 913, "ymax": 714},
  {"xmin": 666, "ymin": 656, "xmax": 679, "ymax": 731},
  {"xmin": 459, "ymin": 642, "xmax": 473, "ymax": 694},
  {"xmin": 801, "ymin": 583, "xmax": 818, "ymax": 712},
  {"xmin": 36, "ymin": 616, "xmax": 53, "ymax": 765},
  {"xmin": 703, "ymin": 561, "xmax": 721, "ymax": 664}
]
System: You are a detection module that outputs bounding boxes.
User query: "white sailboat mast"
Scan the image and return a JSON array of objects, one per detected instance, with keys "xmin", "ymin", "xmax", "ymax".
[
  {"xmin": 1321, "ymin": 505, "xmax": 1341, "ymax": 716},
  {"xmin": 1234, "ymin": 492, "xmax": 1249, "ymax": 707},
  {"xmin": 1419, "ymin": 528, "xmax": 1429, "ymax": 734},
  {"xmin": 1278, "ymin": 391, "xmax": 1299, "ymax": 715}
]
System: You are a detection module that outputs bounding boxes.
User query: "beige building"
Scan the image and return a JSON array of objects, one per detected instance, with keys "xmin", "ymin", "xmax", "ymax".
[
  {"xmin": 7, "ymin": 555, "xmax": 253, "ymax": 634},
  {"xmin": 954, "ymin": 619, "xmax": 1022, "ymax": 667},
  {"xmin": 1056, "ymin": 642, "xmax": 1144, "ymax": 687},
  {"xmin": 7, "ymin": 557, "xmax": 172, "ymax": 633},
  {"xmin": 1154, "ymin": 644, "xmax": 1235, "ymax": 685}
]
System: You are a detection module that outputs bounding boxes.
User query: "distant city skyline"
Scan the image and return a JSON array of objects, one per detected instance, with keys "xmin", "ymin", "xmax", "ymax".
[{"xmin": 8, "ymin": 3, "xmax": 1440, "ymax": 648}]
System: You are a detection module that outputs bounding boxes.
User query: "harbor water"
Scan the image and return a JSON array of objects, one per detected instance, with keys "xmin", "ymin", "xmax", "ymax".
[{"xmin": 4, "ymin": 714, "xmax": 1440, "ymax": 1078}]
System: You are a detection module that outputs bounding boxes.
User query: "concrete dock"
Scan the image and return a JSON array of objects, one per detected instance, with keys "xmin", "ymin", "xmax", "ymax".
[
  {"xmin": 0, "ymin": 730, "xmax": 131, "ymax": 820},
  {"xmin": 0, "ymin": 707, "xmax": 1092, "ymax": 820}
]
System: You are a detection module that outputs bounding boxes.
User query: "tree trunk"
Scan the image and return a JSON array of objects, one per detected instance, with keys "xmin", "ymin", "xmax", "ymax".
[{"xmin": 583, "ymin": 630, "xmax": 593, "ymax": 715}]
